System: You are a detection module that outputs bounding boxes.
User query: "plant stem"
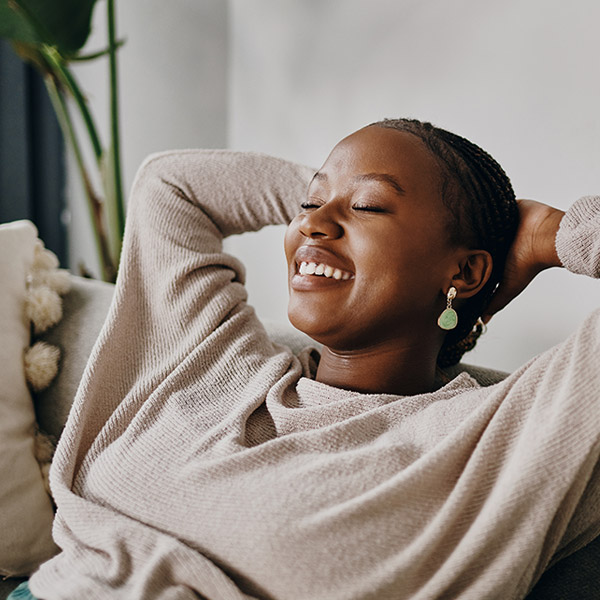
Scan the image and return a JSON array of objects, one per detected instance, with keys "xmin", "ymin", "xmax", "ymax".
[
  {"xmin": 70, "ymin": 40, "xmax": 126, "ymax": 62},
  {"xmin": 41, "ymin": 46, "xmax": 104, "ymax": 162},
  {"xmin": 107, "ymin": 0, "xmax": 125, "ymax": 242},
  {"xmin": 44, "ymin": 74, "xmax": 116, "ymax": 282}
]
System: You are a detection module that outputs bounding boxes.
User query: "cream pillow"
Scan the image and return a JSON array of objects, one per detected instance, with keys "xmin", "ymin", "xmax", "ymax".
[{"xmin": 0, "ymin": 220, "xmax": 58, "ymax": 577}]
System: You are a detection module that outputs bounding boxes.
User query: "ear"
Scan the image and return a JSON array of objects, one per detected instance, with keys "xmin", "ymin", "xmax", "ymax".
[{"xmin": 450, "ymin": 249, "xmax": 493, "ymax": 299}]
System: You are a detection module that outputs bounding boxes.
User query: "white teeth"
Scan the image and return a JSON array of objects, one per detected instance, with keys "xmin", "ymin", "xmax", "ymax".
[{"xmin": 298, "ymin": 261, "xmax": 352, "ymax": 281}]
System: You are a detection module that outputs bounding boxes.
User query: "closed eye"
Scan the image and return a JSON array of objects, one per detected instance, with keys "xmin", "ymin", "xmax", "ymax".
[
  {"xmin": 300, "ymin": 201, "xmax": 322, "ymax": 210},
  {"xmin": 352, "ymin": 204, "xmax": 386, "ymax": 213}
]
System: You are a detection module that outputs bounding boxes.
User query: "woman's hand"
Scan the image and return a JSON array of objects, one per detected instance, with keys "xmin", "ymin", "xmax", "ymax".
[{"xmin": 482, "ymin": 199, "xmax": 565, "ymax": 322}]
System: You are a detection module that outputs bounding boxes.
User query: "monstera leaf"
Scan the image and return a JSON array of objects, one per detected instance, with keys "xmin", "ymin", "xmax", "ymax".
[{"xmin": 0, "ymin": 0, "xmax": 98, "ymax": 59}]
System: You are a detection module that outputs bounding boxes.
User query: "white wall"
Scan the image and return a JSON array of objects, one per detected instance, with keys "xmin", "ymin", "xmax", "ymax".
[
  {"xmin": 228, "ymin": 0, "xmax": 600, "ymax": 372},
  {"xmin": 67, "ymin": 0, "xmax": 228, "ymax": 277}
]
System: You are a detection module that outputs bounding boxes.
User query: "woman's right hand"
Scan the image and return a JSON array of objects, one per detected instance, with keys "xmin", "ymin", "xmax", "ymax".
[{"xmin": 482, "ymin": 199, "xmax": 565, "ymax": 322}]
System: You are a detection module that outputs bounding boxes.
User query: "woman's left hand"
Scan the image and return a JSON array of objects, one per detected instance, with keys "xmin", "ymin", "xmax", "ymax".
[{"xmin": 482, "ymin": 199, "xmax": 565, "ymax": 322}]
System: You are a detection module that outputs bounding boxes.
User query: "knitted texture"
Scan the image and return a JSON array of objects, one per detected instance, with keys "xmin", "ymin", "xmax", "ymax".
[{"xmin": 30, "ymin": 151, "xmax": 600, "ymax": 600}]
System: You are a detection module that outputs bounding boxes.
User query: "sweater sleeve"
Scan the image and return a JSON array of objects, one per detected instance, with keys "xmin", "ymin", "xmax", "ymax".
[
  {"xmin": 555, "ymin": 195, "xmax": 600, "ymax": 277},
  {"xmin": 55, "ymin": 150, "xmax": 313, "ymax": 472},
  {"xmin": 121, "ymin": 148, "xmax": 312, "ymax": 344},
  {"xmin": 114, "ymin": 148, "xmax": 314, "ymax": 371}
]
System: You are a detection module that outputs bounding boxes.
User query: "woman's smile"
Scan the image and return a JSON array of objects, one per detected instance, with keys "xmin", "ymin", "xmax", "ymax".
[{"xmin": 291, "ymin": 244, "xmax": 355, "ymax": 290}]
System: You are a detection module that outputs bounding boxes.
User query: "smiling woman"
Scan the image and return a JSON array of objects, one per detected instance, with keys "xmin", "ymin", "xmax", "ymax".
[
  {"xmin": 285, "ymin": 122, "xmax": 518, "ymax": 394},
  {"xmin": 23, "ymin": 120, "xmax": 600, "ymax": 600}
]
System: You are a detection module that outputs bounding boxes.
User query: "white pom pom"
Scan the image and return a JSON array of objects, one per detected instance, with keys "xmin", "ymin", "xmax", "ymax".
[
  {"xmin": 23, "ymin": 341, "xmax": 60, "ymax": 391},
  {"xmin": 34, "ymin": 428, "xmax": 56, "ymax": 464},
  {"xmin": 48, "ymin": 268, "xmax": 71, "ymax": 294},
  {"xmin": 28, "ymin": 268, "xmax": 71, "ymax": 295},
  {"xmin": 33, "ymin": 419, "xmax": 57, "ymax": 499},
  {"xmin": 24, "ymin": 286, "xmax": 62, "ymax": 334},
  {"xmin": 33, "ymin": 241, "xmax": 59, "ymax": 270}
]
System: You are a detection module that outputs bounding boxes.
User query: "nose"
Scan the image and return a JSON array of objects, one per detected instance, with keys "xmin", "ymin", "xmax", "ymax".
[{"xmin": 298, "ymin": 204, "xmax": 343, "ymax": 240}]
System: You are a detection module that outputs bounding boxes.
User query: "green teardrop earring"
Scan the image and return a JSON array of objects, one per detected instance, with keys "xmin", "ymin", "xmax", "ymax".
[{"xmin": 437, "ymin": 286, "xmax": 458, "ymax": 330}]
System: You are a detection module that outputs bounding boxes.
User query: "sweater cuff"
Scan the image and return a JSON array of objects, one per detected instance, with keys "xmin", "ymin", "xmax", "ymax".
[{"xmin": 555, "ymin": 195, "xmax": 600, "ymax": 278}]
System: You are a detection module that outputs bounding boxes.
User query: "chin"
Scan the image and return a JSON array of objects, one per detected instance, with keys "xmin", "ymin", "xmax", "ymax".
[
  {"xmin": 287, "ymin": 304, "xmax": 333, "ymax": 346},
  {"xmin": 288, "ymin": 308, "xmax": 319, "ymax": 339},
  {"xmin": 288, "ymin": 308, "xmax": 364, "ymax": 352}
]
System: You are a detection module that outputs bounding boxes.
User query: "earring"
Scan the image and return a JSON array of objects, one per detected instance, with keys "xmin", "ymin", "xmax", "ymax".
[
  {"xmin": 438, "ymin": 286, "xmax": 458, "ymax": 330},
  {"xmin": 474, "ymin": 317, "xmax": 487, "ymax": 334}
]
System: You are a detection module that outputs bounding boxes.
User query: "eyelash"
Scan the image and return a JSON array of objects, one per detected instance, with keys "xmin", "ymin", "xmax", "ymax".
[
  {"xmin": 300, "ymin": 201, "xmax": 321, "ymax": 209},
  {"xmin": 300, "ymin": 201, "xmax": 384, "ymax": 213},
  {"xmin": 352, "ymin": 204, "xmax": 385, "ymax": 213}
]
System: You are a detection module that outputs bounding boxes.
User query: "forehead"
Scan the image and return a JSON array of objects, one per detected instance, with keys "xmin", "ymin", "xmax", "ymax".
[{"xmin": 318, "ymin": 126, "xmax": 441, "ymax": 195}]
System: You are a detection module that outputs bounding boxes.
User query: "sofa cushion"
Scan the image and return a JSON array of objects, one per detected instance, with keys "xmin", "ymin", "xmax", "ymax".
[
  {"xmin": 0, "ymin": 221, "xmax": 58, "ymax": 577},
  {"xmin": 35, "ymin": 277, "xmax": 115, "ymax": 440}
]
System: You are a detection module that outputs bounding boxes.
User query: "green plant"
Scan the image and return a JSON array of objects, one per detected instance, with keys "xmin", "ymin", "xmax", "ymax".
[{"xmin": 0, "ymin": 0, "xmax": 125, "ymax": 281}]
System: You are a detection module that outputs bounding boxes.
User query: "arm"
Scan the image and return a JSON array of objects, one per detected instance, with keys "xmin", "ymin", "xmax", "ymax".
[
  {"xmin": 485, "ymin": 195, "xmax": 600, "ymax": 321},
  {"xmin": 119, "ymin": 148, "xmax": 313, "ymax": 332},
  {"xmin": 113, "ymin": 149, "xmax": 314, "ymax": 361},
  {"xmin": 477, "ymin": 196, "xmax": 600, "ymax": 579},
  {"xmin": 57, "ymin": 150, "xmax": 313, "ymax": 466}
]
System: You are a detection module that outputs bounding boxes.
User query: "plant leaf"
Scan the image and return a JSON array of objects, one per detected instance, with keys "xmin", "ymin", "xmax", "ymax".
[
  {"xmin": 0, "ymin": 2, "xmax": 39, "ymax": 44},
  {"xmin": 0, "ymin": 0, "xmax": 99, "ymax": 56}
]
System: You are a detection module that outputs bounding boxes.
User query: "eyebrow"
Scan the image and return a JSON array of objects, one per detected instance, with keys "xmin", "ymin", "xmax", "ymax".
[
  {"xmin": 355, "ymin": 173, "xmax": 406, "ymax": 196},
  {"xmin": 310, "ymin": 171, "xmax": 406, "ymax": 197}
]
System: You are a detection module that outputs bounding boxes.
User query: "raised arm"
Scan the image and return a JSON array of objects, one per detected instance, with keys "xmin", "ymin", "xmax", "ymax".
[
  {"xmin": 58, "ymin": 150, "xmax": 313, "ymax": 466},
  {"xmin": 120, "ymin": 149, "xmax": 313, "ymax": 323},
  {"xmin": 130, "ymin": 149, "xmax": 314, "ymax": 244},
  {"xmin": 485, "ymin": 195, "xmax": 600, "ymax": 322}
]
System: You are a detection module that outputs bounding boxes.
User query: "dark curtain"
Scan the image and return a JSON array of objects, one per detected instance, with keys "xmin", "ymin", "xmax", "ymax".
[{"xmin": 0, "ymin": 39, "xmax": 67, "ymax": 266}]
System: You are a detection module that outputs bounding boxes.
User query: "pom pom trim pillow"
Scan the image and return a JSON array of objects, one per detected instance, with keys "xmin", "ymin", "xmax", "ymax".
[{"xmin": 0, "ymin": 221, "xmax": 59, "ymax": 576}]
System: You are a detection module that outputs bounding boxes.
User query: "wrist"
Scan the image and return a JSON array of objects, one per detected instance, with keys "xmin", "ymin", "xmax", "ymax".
[{"xmin": 537, "ymin": 207, "xmax": 565, "ymax": 269}]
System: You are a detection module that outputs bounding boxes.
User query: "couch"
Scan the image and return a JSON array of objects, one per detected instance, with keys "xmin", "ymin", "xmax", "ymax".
[{"xmin": 1, "ymin": 274, "xmax": 599, "ymax": 599}]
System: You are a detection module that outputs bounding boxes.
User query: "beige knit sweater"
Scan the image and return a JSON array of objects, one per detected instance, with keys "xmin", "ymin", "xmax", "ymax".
[{"xmin": 31, "ymin": 151, "xmax": 600, "ymax": 600}]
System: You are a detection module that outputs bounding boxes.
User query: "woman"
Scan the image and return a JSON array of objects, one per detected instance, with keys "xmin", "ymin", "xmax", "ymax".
[{"xmin": 20, "ymin": 119, "xmax": 600, "ymax": 599}]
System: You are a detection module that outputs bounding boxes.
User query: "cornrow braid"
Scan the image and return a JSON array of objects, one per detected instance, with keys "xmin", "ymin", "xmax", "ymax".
[{"xmin": 370, "ymin": 118, "xmax": 519, "ymax": 367}]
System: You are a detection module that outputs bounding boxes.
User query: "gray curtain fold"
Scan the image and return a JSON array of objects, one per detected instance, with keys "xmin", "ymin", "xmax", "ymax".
[{"xmin": 0, "ymin": 39, "xmax": 67, "ymax": 265}]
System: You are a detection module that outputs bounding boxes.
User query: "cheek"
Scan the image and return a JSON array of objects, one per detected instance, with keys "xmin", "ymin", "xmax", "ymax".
[
  {"xmin": 352, "ymin": 232, "xmax": 448, "ymax": 307},
  {"xmin": 283, "ymin": 220, "xmax": 301, "ymax": 267}
]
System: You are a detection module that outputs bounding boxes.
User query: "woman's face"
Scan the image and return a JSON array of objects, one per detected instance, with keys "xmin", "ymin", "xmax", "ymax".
[{"xmin": 284, "ymin": 125, "xmax": 464, "ymax": 351}]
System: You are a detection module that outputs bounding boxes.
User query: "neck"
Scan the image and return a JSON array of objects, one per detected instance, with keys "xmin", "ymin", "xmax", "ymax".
[{"xmin": 315, "ymin": 338, "xmax": 443, "ymax": 396}]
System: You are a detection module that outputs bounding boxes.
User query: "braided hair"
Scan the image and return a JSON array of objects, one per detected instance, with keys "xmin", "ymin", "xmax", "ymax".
[{"xmin": 370, "ymin": 118, "xmax": 519, "ymax": 367}]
